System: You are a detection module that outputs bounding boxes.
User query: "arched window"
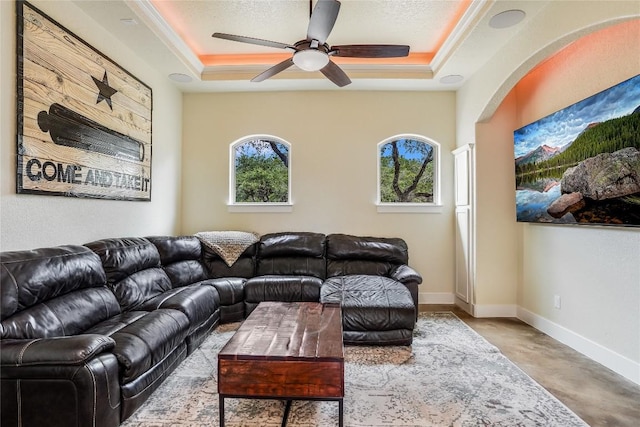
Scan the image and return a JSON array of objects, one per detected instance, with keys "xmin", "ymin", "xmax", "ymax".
[
  {"xmin": 229, "ymin": 135, "xmax": 291, "ymax": 209},
  {"xmin": 377, "ymin": 134, "xmax": 441, "ymax": 212}
]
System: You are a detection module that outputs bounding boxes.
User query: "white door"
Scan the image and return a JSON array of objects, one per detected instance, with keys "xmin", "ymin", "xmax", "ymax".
[{"xmin": 452, "ymin": 145, "xmax": 475, "ymax": 311}]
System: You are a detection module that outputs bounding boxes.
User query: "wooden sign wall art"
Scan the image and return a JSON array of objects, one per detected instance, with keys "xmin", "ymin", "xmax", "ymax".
[{"xmin": 16, "ymin": 0, "xmax": 152, "ymax": 201}]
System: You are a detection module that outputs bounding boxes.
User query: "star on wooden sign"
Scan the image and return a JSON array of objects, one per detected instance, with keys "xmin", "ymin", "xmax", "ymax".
[{"xmin": 92, "ymin": 71, "xmax": 118, "ymax": 110}]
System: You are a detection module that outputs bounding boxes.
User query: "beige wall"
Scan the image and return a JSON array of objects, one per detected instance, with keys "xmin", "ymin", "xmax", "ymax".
[
  {"xmin": 514, "ymin": 20, "xmax": 640, "ymax": 368},
  {"xmin": 0, "ymin": 0, "xmax": 183, "ymax": 251},
  {"xmin": 181, "ymin": 91, "xmax": 457, "ymax": 300},
  {"xmin": 474, "ymin": 91, "xmax": 519, "ymax": 309},
  {"xmin": 459, "ymin": 2, "xmax": 640, "ymax": 383}
]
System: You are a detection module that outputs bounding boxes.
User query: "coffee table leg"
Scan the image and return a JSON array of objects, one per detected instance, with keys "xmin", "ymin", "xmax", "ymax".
[
  {"xmin": 339, "ymin": 399, "xmax": 343, "ymax": 427},
  {"xmin": 219, "ymin": 396, "xmax": 225, "ymax": 427},
  {"xmin": 281, "ymin": 400, "xmax": 293, "ymax": 427}
]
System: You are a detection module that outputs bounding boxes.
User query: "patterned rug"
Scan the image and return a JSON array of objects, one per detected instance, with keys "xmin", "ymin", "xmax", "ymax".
[{"xmin": 122, "ymin": 313, "xmax": 587, "ymax": 427}]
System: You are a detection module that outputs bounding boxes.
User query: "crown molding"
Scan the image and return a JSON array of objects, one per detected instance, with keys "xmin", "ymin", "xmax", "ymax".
[
  {"xmin": 201, "ymin": 64, "xmax": 433, "ymax": 81},
  {"xmin": 125, "ymin": 0, "xmax": 204, "ymax": 77},
  {"xmin": 431, "ymin": 0, "xmax": 495, "ymax": 75}
]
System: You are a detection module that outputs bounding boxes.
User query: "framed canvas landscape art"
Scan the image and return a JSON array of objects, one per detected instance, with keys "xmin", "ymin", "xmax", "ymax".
[
  {"xmin": 16, "ymin": 0, "xmax": 152, "ymax": 201},
  {"xmin": 514, "ymin": 74, "xmax": 640, "ymax": 227}
]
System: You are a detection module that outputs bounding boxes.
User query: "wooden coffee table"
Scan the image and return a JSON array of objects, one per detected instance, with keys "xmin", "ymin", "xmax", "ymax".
[{"xmin": 218, "ymin": 301, "xmax": 344, "ymax": 427}]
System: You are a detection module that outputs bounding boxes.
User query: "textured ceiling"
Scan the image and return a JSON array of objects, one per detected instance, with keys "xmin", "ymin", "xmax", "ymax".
[
  {"xmin": 72, "ymin": 0, "xmax": 551, "ymax": 92},
  {"xmin": 153, "ymin": 0, "xmax": 464, "ymax": 55}
]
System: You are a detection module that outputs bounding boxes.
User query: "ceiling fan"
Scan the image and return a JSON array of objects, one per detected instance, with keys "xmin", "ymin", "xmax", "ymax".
[{"xmin": 212, "ymin": 0, "xmax": 410, "ymax": 87}]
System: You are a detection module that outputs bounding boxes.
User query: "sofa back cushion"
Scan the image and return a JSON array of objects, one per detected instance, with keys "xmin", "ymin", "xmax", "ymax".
[
  {"xmin": 0, "ymin": 245, "xmax": 121, "ymax": 339},
  {"xmin": 146, "ymin": 236, "xmax": 209, "ymax": 287},
  {"xmin": 202, "ymin": 244, "xmax": 256, "ymax": 278},
  {"xmin": 256, "ymin": 232, "xmax": 326, "ymax": 279},
  {"xmin": 85, "ymin": 237, "xmax": 172, "ymax": 311},
  {"xmin": 326, "ymin": 234, "xmax": 409, "ymax": 277}
]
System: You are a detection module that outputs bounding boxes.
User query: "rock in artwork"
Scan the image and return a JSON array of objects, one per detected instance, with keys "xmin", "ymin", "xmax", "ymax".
[
  {"xmin": 514, "ymin": 74, "xmax": 640, "ymax": 227},
  {"xmin": 16, "ymin": 1, "xmax": 152, "ymax": 201}
]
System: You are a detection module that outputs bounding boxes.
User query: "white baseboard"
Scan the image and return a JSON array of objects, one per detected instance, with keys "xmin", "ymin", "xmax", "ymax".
[
  {"xmin": 419, "ymin": 292, "xmax": 455, "ymax": 304},
  {"xmin": 473, "ymin": 304, "xmax": 518, "ymax": 318},
  {"xmin": 417, "ymin": 297, "xmax": 639, "ymax": 385},
  {"xmin": 419, "ymin": 296, "xmax": 518, "ymax": 317},
  {"xmin": 517, "ymin": 307, "xmax": 640, "ymax": 386}
]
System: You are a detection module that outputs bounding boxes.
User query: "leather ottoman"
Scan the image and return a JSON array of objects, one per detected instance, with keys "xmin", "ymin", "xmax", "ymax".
[{"xmin": 321, "ymin": 275, "xmax": 416, "ymax": 345}]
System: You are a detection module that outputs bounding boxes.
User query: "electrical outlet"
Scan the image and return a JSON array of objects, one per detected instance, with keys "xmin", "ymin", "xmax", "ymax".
[{"xmin": 553, "ymin": 295, "xmax": 561, "ymax": 309}]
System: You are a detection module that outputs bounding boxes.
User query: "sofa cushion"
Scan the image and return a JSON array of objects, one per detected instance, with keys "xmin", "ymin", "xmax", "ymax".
[
  {"xmin": 0, "ymin": 334, "xmax": 115, "ymax": 366},
  {"xmin": 110, "ymin": 267, "xmax": 173, "ymax": 312},
  {"xmin": 146, "ymin": 236, "xmax": 201, "ymax": 265},
  {"xmin": 321, "ymin": 275, "xmax": 415, "ymax": 332},
  {"xmin": 202, "ymin": 244, "xmax": 255, "ymax": 278},
  {"xmin": 326, "ymin": 234, "xmax": 408, "ymax": 277},
  {"xmin": 137, "ymin": 284, "xmax": 220, "ymax": 334},
  {"xmin": 257, "ymin": 256, "xmax": 327, "ymax": 278},
  {"xmin": 206, "ymin": 277, "xmax": 245, "ymax": 306},
  {"xmin": 90, "ymin": 308, "xmax": 189, "ymax": 383},
  {"xmin": 85, "ymin": 238, "xmax": 174, "ymax": 311},
  {"xmin": 258, "ymin": 232, "xmax": 325, "ymax": 258},
  {"xmin": 204, "ymin": 277, "xmax": 246, "ymax": 323},
  {"xmin": 85, "ymin": 238, "xmax": 160, "ymax": 283},
  {"xmin": 244, "ymin": 275, "xmax": 322, "ymax": 303},
  {"xmin": 84, "ymin": 311, "xmax": 149, "ymax": 336},
  {"xmin": 163, "ymin": 259, "xmax": 209, "ymax": 288},
  {"xmin": 1, "ymin": 287, "xmax": 121, "ymax": 340},
  {"xmin": 256, "ymin": 232, "xmax": 326, "ymax": 279},
  {"xmin": 0, "ymin": 245, "xmax": 119, "ymax": 339},
  {"xmin": 1, "ymin": 245, "xmax": 107, "ymax": 320},
  {"xmin": 146, "ymin": 236, "xmax": 209, "ymax": 287},
  {"xmin": 326, "ymin": 234, "xmax": 408, "ymax": 263}
]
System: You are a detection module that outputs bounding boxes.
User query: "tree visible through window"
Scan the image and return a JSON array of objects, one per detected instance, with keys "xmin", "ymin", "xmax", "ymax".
[
  {"xmin": 232, "ymin": 137, "xmax": 290, "ymax": 203},
  {"xmin": 379, "ymin": 137, "xmax": 437, "ymax": 203}
]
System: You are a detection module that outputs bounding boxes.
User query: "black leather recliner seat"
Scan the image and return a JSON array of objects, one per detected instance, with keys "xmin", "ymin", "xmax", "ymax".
[
  {"xmin": 85, "ymin": 237, "xmax": 220, "ymax": 357},
  {"xmin": 83, "ymin": 237, "xmax": 222, "ymax": 419},
  {"xmin": 243, "ymin": 232, "xmax": 326, "ymax": 315},
  {"xmin": 321, "ymin": 234, "xmax": 420, "ymax": 345},
  {"xmin": 322, "ymin": 275, "xmax": 416, "ymax": 345},
  {"xmin": 0, "ymin": 245, "xmax": 190, "ymax": 426}
]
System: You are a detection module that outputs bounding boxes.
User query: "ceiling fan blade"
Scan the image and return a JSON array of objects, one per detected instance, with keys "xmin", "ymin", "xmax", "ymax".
[
  {"xmin": 320, "ymin": 60, "xmax": 351, "ymax": 87},
  {"xmin": 212, "ymin": 32, "xmax": 293, "ymax": 50},
  {"xmin": 307, "ymin": 0, "xmax": 341, "ymax": 45},
  {"xmin": 251, "ymin": 58, "xmax": 295, "ymax": 82},
  {"xmin": 331, "ymin": 44, "xmax": 410, "ymax": 58}
]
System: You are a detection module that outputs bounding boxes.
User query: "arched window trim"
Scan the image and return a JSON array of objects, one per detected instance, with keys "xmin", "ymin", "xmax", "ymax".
[
  {"xmin": 376, "ymin": 133, "xmax": 443, "ymax": 214},
  {"xmin": 228, "ymin": 134, "xmax": 293, "ymax": 213}
]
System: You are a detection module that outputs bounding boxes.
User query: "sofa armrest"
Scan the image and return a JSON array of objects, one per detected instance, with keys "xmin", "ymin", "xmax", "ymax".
[
  {"xmin": 390, "ymin": 264, "xmax": 423, "ymax": 285},
  {"xmin": 390, "ymin": 265, "xmax": 421, "ymax": 320},
  {"xmin": 1, "ymin": 336, "xmax": 121, "ymax": 427},
  {"xmin": 1, "ymin": 334, "xmax": 115, "ymax": 367}
]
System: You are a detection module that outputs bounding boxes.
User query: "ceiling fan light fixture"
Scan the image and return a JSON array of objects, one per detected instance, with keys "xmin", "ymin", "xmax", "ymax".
[
  {"xmin": 211, "ymin": 0, "xmax": 409, "ymax": 86},
  {"xmin": 293, "ymin": 49, "xmax": 330, "ymax": 71}
]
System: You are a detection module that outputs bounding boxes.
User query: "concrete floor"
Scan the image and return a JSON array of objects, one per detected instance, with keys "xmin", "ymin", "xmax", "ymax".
[{"xmin": 420, "ymin": 305, "xmax": 640, "ymax": 427}]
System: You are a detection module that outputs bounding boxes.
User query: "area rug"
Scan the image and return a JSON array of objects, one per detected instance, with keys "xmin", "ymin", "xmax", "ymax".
[{"xmin": 121, "ymin": 313, "xmax": 588, "ymax": 427}]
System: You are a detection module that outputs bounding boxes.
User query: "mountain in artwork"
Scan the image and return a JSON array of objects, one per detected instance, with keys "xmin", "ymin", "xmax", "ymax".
[{"xmin": 515, "ymin": 144, "xmax": 564, "ymax": 166}]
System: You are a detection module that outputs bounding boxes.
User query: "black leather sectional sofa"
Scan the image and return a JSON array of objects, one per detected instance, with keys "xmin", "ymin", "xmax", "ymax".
[{"xmin": 0, "ymin": 232, "xmax": 421, "ymax": 427}]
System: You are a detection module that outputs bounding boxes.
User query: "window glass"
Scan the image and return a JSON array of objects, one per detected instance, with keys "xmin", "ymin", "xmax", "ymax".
[
  {"xmin": 378, "ymin": 136, "xmax": 439, "ymax": 204},
  {"xmin": 231, "ymin": 137, "xmax": 290, "ymax": 204}
]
